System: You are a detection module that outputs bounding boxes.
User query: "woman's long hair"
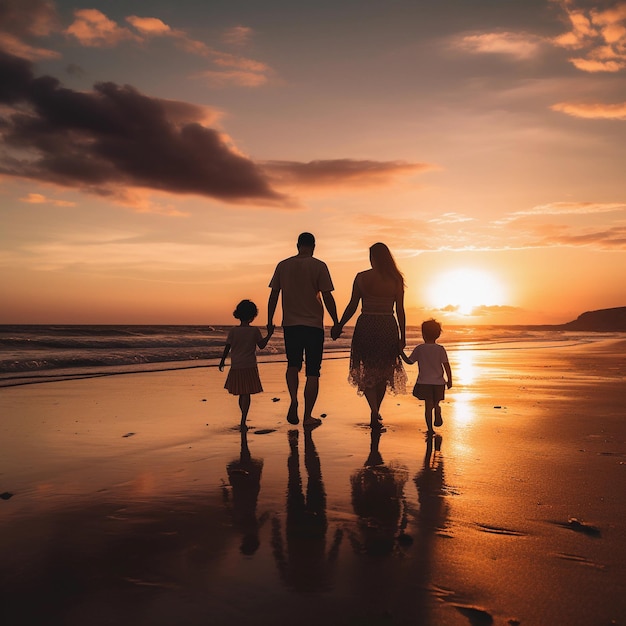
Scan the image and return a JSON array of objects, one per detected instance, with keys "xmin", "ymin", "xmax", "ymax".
[{"xmin": 369, "ymin": 243, "xmax": 405, "ymax": 287}]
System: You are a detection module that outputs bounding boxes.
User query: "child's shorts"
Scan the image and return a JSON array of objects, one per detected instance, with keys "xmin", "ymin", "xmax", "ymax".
[{"xmin": 412, "ymin": 383, "xmax": 445, "ymax": 403}]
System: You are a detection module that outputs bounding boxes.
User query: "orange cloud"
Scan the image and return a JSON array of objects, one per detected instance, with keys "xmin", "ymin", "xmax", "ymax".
[
  {"xmin": 121, "ymin": 13, "xmax": 270, "ymax": 84},
  {"xmin": 552, "ymin": 0, "xmax": 626, "ymax": 72},
  {"xmin": 551, "ymin": 101, "xmax": 626, "ymax": 119},
  {"xmin": 125, "ymin": 16, "xmax": 172, "ymax": 36},
  {"xmin": 0, "ymin": 32, "xmax": 60, "ymax": 60},
  {"xmin": 19, "ymin": 193, "xmax": 75, "ymax": 207},
  {"xmin": 65, "ymin": 9, "xmax": 137, "ymax": 47}
]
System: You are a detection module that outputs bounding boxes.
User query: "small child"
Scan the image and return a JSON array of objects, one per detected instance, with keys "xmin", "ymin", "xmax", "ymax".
[
  {"xmin": 219, "ymin": 299, "xmax": 274, "ymax": 430},
  {"xmin": 401, "ymin": 319, "xmax": 452, "ymax": 434}
]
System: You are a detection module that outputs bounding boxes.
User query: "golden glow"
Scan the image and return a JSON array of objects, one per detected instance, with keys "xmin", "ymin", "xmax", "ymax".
[
  {"xmin": 450, "ymin": 391, "xmax": 478, "ymax": 427},
  {"xmin": 426, "ymin": 268, "xmax": 506, "ymax": 315},
  {"xmin": 451, "ymin": 350, "xmax": 477, "ymax": 386}
]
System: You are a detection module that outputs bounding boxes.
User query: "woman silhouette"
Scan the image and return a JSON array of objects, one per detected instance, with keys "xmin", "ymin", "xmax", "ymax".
[{"xmin": 333, "ymin": 243, "xmax": 408, "ymax": 427}]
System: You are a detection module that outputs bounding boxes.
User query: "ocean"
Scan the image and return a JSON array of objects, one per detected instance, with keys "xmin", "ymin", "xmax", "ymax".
[{"xmin": 0, "ymin": 324, "xmax": 615, "ymax": 388}]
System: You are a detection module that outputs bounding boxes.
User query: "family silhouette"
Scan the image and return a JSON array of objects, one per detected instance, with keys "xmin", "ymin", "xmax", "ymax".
[{"xmin": 219, "ymin": 232, "xmax": 453, "ymax": 432}]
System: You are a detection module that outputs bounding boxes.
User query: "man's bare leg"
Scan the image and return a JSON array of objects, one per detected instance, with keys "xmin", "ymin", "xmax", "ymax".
[
  {"xmin": 286, "ymin": 366, "xmax": 300, "ymax": 424},
  {"xmin": 303, "ymin": 376, "xmax": 321, "ymax": 426}
]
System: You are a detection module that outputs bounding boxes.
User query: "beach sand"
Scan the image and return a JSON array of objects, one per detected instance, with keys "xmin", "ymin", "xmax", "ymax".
[{"xmin": 1, "ymin": 339, "xmax": 625, "ymax": 626}]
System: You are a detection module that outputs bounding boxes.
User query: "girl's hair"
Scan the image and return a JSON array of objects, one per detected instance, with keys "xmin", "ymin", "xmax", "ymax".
[
  {"xmin": 233, "ymin": 299, "xmax": 258, "ymax": 321},
  {"xmin": 422, "ymin": 318, "xmax": 442, "ymax": 341},
  {"xmin": 369, "ymin": 242, "xmax": 405, "ymax": 287}
]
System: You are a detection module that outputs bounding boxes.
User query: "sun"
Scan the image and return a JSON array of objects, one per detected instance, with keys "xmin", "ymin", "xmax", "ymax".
[{"xmin": 425, "ymin": 268, "xmax": 506, "ymax": 316}]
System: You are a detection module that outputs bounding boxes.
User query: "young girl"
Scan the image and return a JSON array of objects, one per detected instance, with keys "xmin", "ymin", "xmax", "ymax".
[{"xmin": 219, "ymin": 300, "xmax": 274, "ymax": 430}]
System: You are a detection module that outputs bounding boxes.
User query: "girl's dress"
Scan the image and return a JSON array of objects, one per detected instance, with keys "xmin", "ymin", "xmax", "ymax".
[
  {"xmin": 348, "ymin": 288, "xmax": 407, "ymax": 395},
  {"xmin": 224, "ymin": 326, "xmax": 263, "ymax": 395}
]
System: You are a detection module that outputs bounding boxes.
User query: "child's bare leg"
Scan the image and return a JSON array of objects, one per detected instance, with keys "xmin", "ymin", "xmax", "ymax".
[
  {"xmin": 434, "ymin": 402, "xmax": 443, "ymax": 427},
  {"xmin": 424, "ymin": 400, "xmax": 434, "ymax": 432},
  {"xmin": 239, "ymin": 394, "xmax": 251, "ymax": 429}
]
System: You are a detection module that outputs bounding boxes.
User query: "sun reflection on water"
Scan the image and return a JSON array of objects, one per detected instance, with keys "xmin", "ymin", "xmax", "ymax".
[
  {"xmin": 452, "ymin": 349, "xmax": 478, "ymax": 386},
  {"xmin": 450, "ymin": 391, "xmax": 478, "ymax": 427}
]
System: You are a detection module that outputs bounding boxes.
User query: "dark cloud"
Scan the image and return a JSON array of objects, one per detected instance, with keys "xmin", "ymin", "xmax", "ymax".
[
  {"xmin": 0, "ymin": 0, "xmax": 59, "ymax": 38},
  {"xmin": 0, "ymin": 49, "xmax": 432, "ymax": 207},
  {"xmin": 0, "ymin": 49, "xmax": 286, "ymax": 204},
  {"xmin": 263, "ymin": 158, "xmax": 434, "ymax": 187}
]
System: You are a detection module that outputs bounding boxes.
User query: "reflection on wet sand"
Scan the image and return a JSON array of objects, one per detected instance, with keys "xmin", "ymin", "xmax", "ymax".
[
  {"xmin": 271, "ymin": 428, "xmax": 342, "ymax": 592},
  {"xmin": 415, "ymin": 434, "xmax": 447, "ymax": 535},
  {"xmin": 350, "ymin": 429, "xmax": 409, "ymax": 556},
  {"xmin": 224, "ymin": 429, "xmax": 265, "ymax": 555}
]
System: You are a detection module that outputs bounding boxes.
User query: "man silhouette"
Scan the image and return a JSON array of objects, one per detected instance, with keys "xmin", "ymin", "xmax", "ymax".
[{"xmin": 268, "ymin": 232, "xmax": 339, "ymax": 426}]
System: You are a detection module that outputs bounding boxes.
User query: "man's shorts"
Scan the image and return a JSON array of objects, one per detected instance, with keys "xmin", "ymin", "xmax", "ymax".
[
  {"xmin": 283, "ymin": 325, "xmax": 324, "ymax": 377},
  {"xmin": 412, "ymin": 383, "xmax": 445, "ymax": 403}
]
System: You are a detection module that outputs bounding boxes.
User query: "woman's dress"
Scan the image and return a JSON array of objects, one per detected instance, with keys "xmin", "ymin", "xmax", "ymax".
[{"xmin": 348, "ymin": 293, "xmax": 407, "ymax": 395}]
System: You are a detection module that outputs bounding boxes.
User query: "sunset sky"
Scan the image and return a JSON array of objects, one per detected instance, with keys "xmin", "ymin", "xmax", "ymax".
[{"xmin": 1, "ymin": 0, "xmax": 625, "ymax": 326}]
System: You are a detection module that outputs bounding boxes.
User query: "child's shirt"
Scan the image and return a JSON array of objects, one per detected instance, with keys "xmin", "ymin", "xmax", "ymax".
[
  {"xmin": 227, "ymin": 326, "xmax": 263, "ymax": 369},
  {"xmin": 408, "ymin": 343, "xmax": 448, "ymax": 385}
]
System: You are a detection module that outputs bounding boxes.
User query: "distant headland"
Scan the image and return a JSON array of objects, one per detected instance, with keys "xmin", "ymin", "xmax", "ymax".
[{"xmin": 555, "ymin": 306, "xmax": 626, "ymax": 331}]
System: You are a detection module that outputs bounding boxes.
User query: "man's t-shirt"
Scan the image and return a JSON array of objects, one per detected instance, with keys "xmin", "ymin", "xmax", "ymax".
[{"xmin": 269, "ymin": 255, "xmax": 334, "ymax": 329}]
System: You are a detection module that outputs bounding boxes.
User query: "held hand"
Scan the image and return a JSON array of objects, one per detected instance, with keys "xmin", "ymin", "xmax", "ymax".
[
  {"xmin": 330, "ymin": 323, "xmax": 342, "ymax": 340},
  {"xmin": 267, "ymin": 323, "xmax": 275, "ymax": 336}
]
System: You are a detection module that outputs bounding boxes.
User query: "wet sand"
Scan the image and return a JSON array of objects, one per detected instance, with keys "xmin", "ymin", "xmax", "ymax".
[{"xmin": 1, "ymin": 339, "xmax": 625, "ymax": 625}]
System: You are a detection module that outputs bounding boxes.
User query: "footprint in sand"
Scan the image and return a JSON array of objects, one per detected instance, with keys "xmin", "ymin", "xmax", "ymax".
[
  {"xmin": 553, "ymin": 552, "xmax": 606, "ymax": 569},
  {"xmin": 475, "ymin": 523, "xmax": 528, "ymax": 537},
  {"xmin": 454, "ymin": 605, "xmax": 494, "ymax": 625}
]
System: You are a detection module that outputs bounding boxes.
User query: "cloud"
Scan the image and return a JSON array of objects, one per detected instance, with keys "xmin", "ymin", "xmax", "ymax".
[
  {"xmin": 428, "ymin": 213, "xmax": 475, "ymax": 225},
  {"xmin": 262, "ymin": 159, "xmax": 435, "ymax": 188},
  {"xmin": 19, "ymin": 192, "xmax": 75, "ymax": 207},
  {"xmin": 0, "ymin": 51, "xmax": 421, "ymax": 209},
  {"xmin": 195, "ymin": 69, "xmax": 269, "ymax": 88},
  {"xmin": 0, "ymin": 0, "xmax": 59, "ymax": 37},
  {"xmin": 552, "ymin": 100, "xmax": 626, "ymax": 118},
  {"xmin": 125, "ymin": 16, "xmax": 172, "ymax": 37},
  {"xmin": 537, "ymin": 225, "xmax": 626, "ymax": 249},
  {"xmin": 120, "ymin": 12, "xmax": 269, "ymax": 83},
  {"xmin": 0, "ymin": 0, "xmax": 60, "ymax": 59},
  {"xmin": 456, "ymin": 32, "xmax": 544, "ymax": 59},
  {"xmin": 0, "ymin": 50, "xmax": 286, "ymax": 206},
  {"xmin": 469, "ymin": 304, "xmax": 522, "ymax": 317},
  {"xmin": 65, "ymin": 9, "xmax": 137, "ymax": 47},
  {"xmin": 552, "ymin": 0, "xmax": 626, "ymax": 72},
  {"xmin": 515, "ymin": 201, "xmax": 626, "ymax": 215},
  {"xmin": 221, "ymin": 26, "xmax": 254, "ymax": 46},
  {"xmin": 0, "ymin": 32, "xmax": 60, "ymax": 60}
]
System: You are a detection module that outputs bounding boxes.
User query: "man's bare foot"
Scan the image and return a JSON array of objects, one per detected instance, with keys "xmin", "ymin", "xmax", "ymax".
[
  {"xmin": 303, "ymin": 416, "xmax": 322, "ymax": 428},
  {"xmin": 287, "ymin": 402, "xmax": 299, "ymax": 425}
]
